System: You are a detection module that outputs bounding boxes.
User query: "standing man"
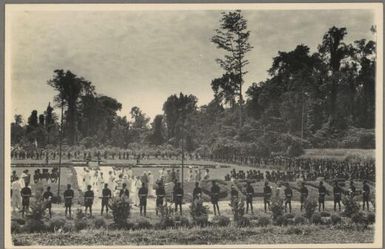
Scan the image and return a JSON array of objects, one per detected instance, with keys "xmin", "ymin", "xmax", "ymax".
[
  {"xmin": 101, "ymin": 183, "xmax": 112, "ymax": 215},
  {"xmin": 284, "ymin": 184, "xmax": 293, "ymax": 213},
  {"xmin": 21, "ymin": 182, "xmax": 32, "ymax": 218},
  {"xmin": 210, "ymin": 181, "xmax": 220, "ymax": 216},
  {"xmin": 263, "ymin": 182, "xmax": 272, "ymax": 213},
  {"xmin": 64, "ymin": 184, "xmax": 74, "ymax": 218},
  {"xmin": 300, "ymin": 182, "xmax": 308, "ymax": 212},
  {"xmin": 362, "ymin": 180, "xmax": 371, "ymax": 211},
  {"xmin": 318, "ymin": 181, "xmax": 327, "ymax": 212},
  {"xmin": 138, "ymin": 182, "xmax": 148, "ymax": 216},
  {"xmin": 333, "ymin": 181, "xmax": 342, "ymax": 212},
  {"xmin": 173, "ymin": 182, "xmax": 184, "ymax": 215},
  {"xmin": 156, "ymin": 181, "xmax": 166, "ymax": 216},
  {"xmin": 245, "ymin": 182, "xmax": 254, "ymax": 214},
  {"xmin": 192, "ymin": 182, "xmax": 202, "ymax": 201},
  {"xmin": 84, "ymin": 185, "xmax": 94, "ymax": 216},
  {"xmin": 43, "ymin": 186, "xmax": 54, "ymax": 218}
]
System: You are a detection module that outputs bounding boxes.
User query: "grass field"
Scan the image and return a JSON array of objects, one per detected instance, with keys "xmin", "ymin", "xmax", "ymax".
[
  {"xmin": 302, "ymin": 149, "xmax": 375, "ymax": 161},
  {"xmin": 12, "ymin": 224, "xmax": 374, "ymax": 246}
]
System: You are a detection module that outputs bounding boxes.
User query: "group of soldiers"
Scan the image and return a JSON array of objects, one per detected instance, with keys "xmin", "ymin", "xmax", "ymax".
[
  {"xmin": 11, "ymin": 149, "xmax": 205, "ymax": 162},
  {"xmin": 12, "ymin": 171, "xmax": 373, "ymax": 220}
]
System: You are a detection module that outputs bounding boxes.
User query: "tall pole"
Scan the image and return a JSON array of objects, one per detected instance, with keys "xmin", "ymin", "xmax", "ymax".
[
  {"xmin": 57, "ymin": 101, "xmax": 64, "ymax": 201},
  {"xmin": 181, "ymin": 133, "xmax": 184, "ymax": 190}
]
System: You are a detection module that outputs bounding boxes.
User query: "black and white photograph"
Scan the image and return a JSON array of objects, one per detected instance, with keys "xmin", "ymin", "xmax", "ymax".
[{"xmin": 4, "ymin": 3, "xmax": 383, "ymax": 248}]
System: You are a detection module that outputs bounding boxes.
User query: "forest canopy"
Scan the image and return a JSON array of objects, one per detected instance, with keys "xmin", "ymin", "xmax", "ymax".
[{"xmin": 11, "ymin": 11, "xmax": 376, "ymax": 158}]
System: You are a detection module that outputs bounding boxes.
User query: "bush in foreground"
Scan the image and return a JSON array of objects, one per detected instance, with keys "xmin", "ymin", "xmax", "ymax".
[
  {"xmin": 310, "ymin": 213, "xmax": 322, "ymax": 225},
  {"xmin": 331, "ymin": 214, "xmax": 342, "ymax": 225},
  {"xmin": 211, "ymin": 215, "xmax": 230, "ymax": 227},
  {"xmin": 49, "ymin": 218, "xmax": 67, "ymax": 232},
  {"xmin": 294, "ymin": 215, "xmax": 306, "ymax": 225},
  {"xmin": 11, "ymin": 221, "xmax": 21, "ymax": 234},
  {"xmin": 257, "ymin": 215, "xmax": 271, "ymax": 227}
]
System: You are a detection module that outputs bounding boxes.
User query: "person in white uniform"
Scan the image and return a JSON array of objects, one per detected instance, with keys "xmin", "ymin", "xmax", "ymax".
[
  {"xmin": 11, "ymin": 177, "xmax": 22, "ymax": 212},
  {"xmin": 148, "ymin": 172, "xmax": 155, "ymax": 197}
]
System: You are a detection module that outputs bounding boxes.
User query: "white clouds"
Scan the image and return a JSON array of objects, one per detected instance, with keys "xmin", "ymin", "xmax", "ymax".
[{"xmin": 8, "ymin": 9, "xmax": 375, "ymax": 121}]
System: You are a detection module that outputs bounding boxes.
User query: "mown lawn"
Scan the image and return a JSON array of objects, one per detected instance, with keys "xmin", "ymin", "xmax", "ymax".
[{"xmin": 13, "ymin": 224, "xmax": 374, "ymax": 246}]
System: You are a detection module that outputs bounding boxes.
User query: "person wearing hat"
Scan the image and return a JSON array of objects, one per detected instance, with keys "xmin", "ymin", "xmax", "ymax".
[
  {"xmin": 318, "ymin": 181, "xmax": 327, "ymax": 212},
  {"xmin": 101, "ymin": 183, "xmax": 112, "ymax": 215},
  {"xmin": 84, "ymin": 185, "xmax": 94, "ymax": 216},
  {"xmin": 64, "ymin": 184, "xmax": 74, "ymax": 218},
  {"xmin": 173, "ymin": 182, "xmax": 184, "ymax": 215},
  {"xmin": 284, "ymin": 183, "xmax": 293, "ymax": 213},
  {"xmin": 43, "ymin": 186, "xmax": 54, "ymax": 218},
  {"xmin": 333, "ymin": 181, "xmax": 343, "ymax": 211},
  {"xmin": 193, "ymin": 182, "xmax": 202, "ymax": 201},
  {"xmin": 362, "ymin": 180, "xmax": 371, "ymax": 211},
  {"xmin": 138, "ymin": 182, "xmax": 148, "ymax": 216},
  {"xmin": 156, "ymin": 181, "xmax": 166, "ymax": 216},
  {"xmin": 210, "ymin": 180, "xmax": 220, "ymax": 216},
  {"xmin": 299, "ymin": 182, "xmax": 308, "ymax": 212},
  {"xmin": 20, "ymin": 182, "xmax": 32, "ymax": 218},
  {"xmin": 263, "ymin": 182, "xmax": 272, "ymax": 213},
  {"xmin": 245, "ymin": 181, "xmax": 255, "ymax": 214}
]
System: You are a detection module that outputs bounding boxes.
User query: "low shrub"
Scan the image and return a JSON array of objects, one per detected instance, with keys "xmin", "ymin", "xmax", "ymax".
[
  {"xmin": 257, "ymin": 215, "xmax": 271, "ymax": 227},
  {"xmin": 310, "ymin": 213, "xmax": 322, "ymax": 225},
  {"xmin": 320, "ymin": 211, "xmax": 331, "ymax": 217},
  {"xmin": 342, "ymin": 196, "xmax": 360, "ymax": 218},
  {"xmin": 237, "ymin": 216, "xmax": 251, "ymax": 227},
  {"xmin": 271, "ymin": 197, "xmax": 284, "ymax": 221},
  {"xmin": 190, "ymin": 199, "xmax": 209, "ymax": 227},
  {"xmin": 49, "ymin": 218, "xmax": 66, "ymax": 232},
  {"xmin": 351, "ymin": 212, "xmax": 368, "ymax": 227},
  {"xmin": 331, "ymin": 214, "xmax": 342, "ymax": 225},
  {"xmin": 74, "ymin": 218, "xmax": 89, "ymax": 231},
  {"xmin": 367, "ymin": 212, "xmax": 375, "ymax": 224},
  {"xmin": 76, "ymin": 209, "xmax": 86, "ymax": 220},
  {"xmin": 11, "ymin": 221, "xmax": 21, "ymax": 234},
  {"xmin": 94, "ymin": 217, "xmax": 107, "ymax": 229},
  {"xmin": 21, "ymin": 219, "xmax": 48, "ymax": 233},
  {"xmin": 274, "ymin": 215, "xmax": 287, "ymax": 226},
  {"xmin": 304, "ymin": 198, "xmax": 318, "ymax": 219},
  {"xmin": 174, "ymin": 215, "xmax": 190, "ymax": 227},
  {"xmin": 294, "ymin": 215, "xmax": 306, "ymax": 225},
  {"xmin": 63, "ymin": 222, "xmax": 74, "ymax": 232},
  {"xmin": 132, "ymin": 217, "xmax": 152, "ymax": 230},
  {"xmin": 211, "ymin": 215, "xmax": 230, "ymax": 227},
  {"xmin": 110, "ymin": 198, "xmax": 131, "ymax": 228}
]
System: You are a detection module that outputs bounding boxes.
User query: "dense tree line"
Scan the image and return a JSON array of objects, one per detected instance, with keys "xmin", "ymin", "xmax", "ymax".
[{"xmin": 11, "ymin": 11, "xmax": 376, "ymax": 157}]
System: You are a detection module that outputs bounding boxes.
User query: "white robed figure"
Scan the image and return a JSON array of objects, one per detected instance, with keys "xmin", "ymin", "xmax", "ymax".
[
  {"xmin": 108, "ymin": 171, "xmax": 116, "ymax": 191},
  {"xmin": 130, "ymin": 175, "xmax": 139, "ymax": 206},
  {"xmin": 127, "ymin": 166, "xmax": 133, "ymax": 179},
  {"xmin": 11, "ymin": 178, "xmax": 22, "ymax": 211},
  {"xmin": 84, "ymin": 169, "xmax": 92, "ymax": 187},
  {"xmin": 148, "ymin": 172, "xmax": 155, "ymax": 197},
  {"xmin": 97, "ymin": 172, "xmax": 105, "ymax": 200}
]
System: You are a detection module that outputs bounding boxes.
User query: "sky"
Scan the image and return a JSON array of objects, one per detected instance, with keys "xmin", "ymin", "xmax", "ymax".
[{"xmin": 7, "ymin": 7, "xmax": 376, "ymax": 123}]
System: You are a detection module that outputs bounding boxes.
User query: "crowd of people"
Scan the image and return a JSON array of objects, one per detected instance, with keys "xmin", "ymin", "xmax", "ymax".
[
  {"xmin": 11, "ymin": 163, "xmax": 373, "ymax": 220},
  {"xmin": 224, "ymin": 157, "xmax": 375, "ymax": 183}
]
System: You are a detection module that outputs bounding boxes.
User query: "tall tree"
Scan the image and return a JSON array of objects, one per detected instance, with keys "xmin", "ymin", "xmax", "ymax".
[
  {"xmin": 318, "ymin": 26, "xmax": 348, "ymax": 122},
  {"xmin": 162, "ymin": 93, "xmax": 197, "ymax": 144},
  {"xmin": 211, "ymin": 10, "xmax": 252, "ymax": 128},
  {"xmin": 47, "ymin": 69, "xmax": 95, "ymax": 145},
  {"xmin": 149, "ymin": 115, "xmax": 165, "ymax": 145}
]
